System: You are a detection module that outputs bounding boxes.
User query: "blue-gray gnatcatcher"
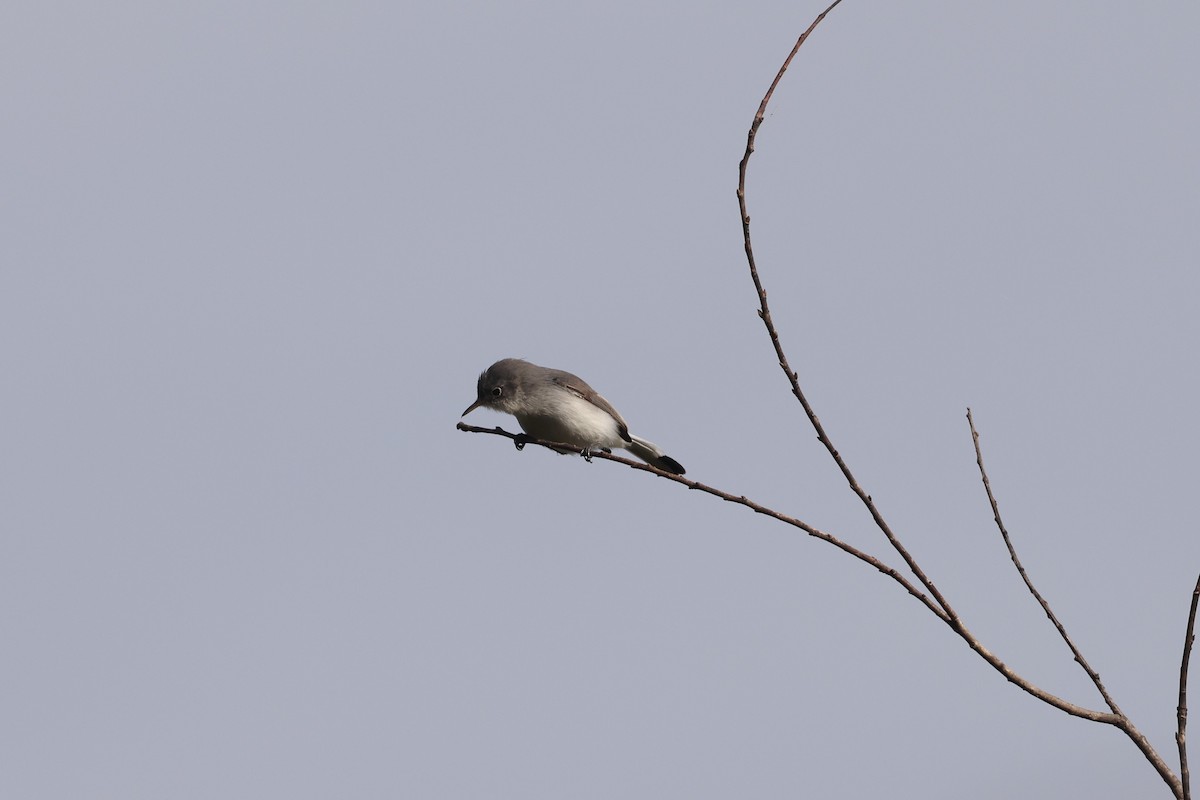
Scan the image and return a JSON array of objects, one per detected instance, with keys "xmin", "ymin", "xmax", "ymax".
[{"xmin": 462, "ymin": 358, "xmax": 686, "ymax": 475}]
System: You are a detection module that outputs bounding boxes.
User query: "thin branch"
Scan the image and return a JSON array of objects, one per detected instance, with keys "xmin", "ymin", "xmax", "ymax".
[
  {"xmin": 457, "ymin": 422, "xmax": 1122, "ymax": 726},
  {"xmin": 735, "ymin": 0, "xmax": 959, "ymax": 624},
  {"xmin": 457, "ymin": 421, "xmax": 946, "ymax": 621},
  {"xmin": 966, "ymin": 408, "xmax": 1124, "ymax": 715},
  {"xmin": 1179, "ymin": 573, "xmax": 1200, "ymax": 800},
  {"xmin": 965, "ymin": 410, "xmax": 1183, "ymax": 795}
]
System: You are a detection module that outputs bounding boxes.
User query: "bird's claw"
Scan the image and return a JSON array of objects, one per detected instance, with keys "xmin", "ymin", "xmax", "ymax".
[{"xmin": 513, "ymin": 433, "xmax": 528, "ymax": 452}]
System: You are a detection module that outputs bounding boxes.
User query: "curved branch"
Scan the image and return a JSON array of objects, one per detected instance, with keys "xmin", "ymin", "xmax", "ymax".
[{"xmin": 735, "ymin": 0, "xmax": 958, "ymax": 624}]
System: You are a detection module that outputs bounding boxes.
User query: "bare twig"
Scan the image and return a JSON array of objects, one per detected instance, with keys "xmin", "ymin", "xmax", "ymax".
[
  {"xmin": 735, "ymin": 0, "xmax": 958, "ymax": 625},
  {"xmin": 966, "ymin": 408, "xmax": 1123, "ymax": 715},
  {"xmin": 1180, "ymin": 573, "xmax": 1200, "ymax": 800},
  {"xmin": 456, "ymin": 422, "xmax": 946, "ymax": 620},
  {"xmin": 458, "ymin": 422, "xmax": 1123, "ymax": 726}
]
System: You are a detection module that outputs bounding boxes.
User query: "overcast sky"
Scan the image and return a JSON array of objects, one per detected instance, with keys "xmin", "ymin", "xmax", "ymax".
[{"xmin": 4, "ymin": 1, "xmax": 1199, "ymax": 798}]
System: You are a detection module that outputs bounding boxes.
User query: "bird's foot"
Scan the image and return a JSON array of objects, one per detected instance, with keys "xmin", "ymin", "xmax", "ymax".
[{"xmin": 580, "ymin": 446, "xmax": 612, "ymax": 464}]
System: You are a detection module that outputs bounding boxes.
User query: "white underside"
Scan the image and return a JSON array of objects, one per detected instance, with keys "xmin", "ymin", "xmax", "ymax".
[{"xmin": 516, "ymin": 391, "xmax": 626, "ymax": 449}]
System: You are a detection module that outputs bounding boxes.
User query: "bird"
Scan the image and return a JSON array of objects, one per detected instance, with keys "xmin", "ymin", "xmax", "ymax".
[{"xmin": 462, "ymin": 358, "xmax": 685, "ymax": 475}]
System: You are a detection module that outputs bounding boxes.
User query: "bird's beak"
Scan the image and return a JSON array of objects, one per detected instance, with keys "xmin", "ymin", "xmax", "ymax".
[{"xmin": 462, "ymin": 398, "xmax": 484, "ymax": 417}]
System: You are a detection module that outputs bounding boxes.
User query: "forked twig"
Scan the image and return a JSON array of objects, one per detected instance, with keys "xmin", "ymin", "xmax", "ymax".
[
  {"xmin": 966, "ymin": 408, "xmax": 1123, "ymax": 715},
  {"xmin": 964, "ymin": 410, "xmax": 1181, "ymax": 794}
]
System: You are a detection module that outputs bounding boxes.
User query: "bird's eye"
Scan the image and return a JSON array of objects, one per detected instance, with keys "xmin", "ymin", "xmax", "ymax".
[{"xmin": 491, "ymin": 387, "xmax": 502, "ymax": 397}]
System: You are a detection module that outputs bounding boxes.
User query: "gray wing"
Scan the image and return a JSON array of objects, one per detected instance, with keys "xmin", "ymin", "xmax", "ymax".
[{"xmin": 548, "ymin": 370, "xmax": 632, "ymax": 443}]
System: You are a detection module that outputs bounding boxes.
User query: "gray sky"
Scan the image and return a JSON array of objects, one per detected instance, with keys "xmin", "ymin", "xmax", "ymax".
[{"xmin": 4, "ymin": 1, "xmax": 1199, "ymax": 797}]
